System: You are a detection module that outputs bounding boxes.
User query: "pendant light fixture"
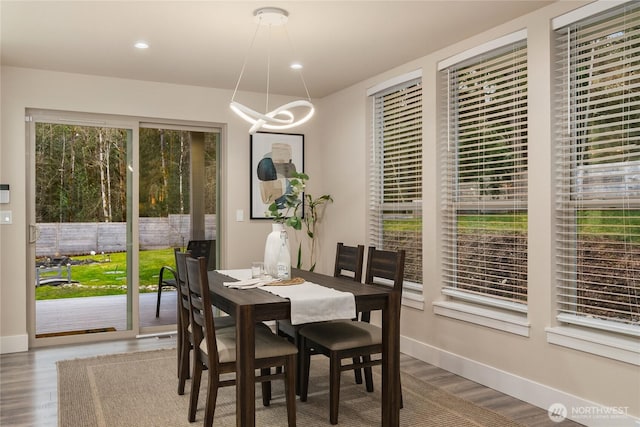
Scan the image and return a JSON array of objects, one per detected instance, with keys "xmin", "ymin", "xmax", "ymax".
[{"xmin": 230, "ymin": 7, "xmax": 315, "ymax": 134}]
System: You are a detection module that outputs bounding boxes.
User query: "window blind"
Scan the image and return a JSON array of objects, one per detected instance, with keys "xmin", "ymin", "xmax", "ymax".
[
  {"xmin": 554, "ymin": 1, "xmax": 640, "ymax": 336},
  {"xmin": 441, "ymin": 38, "xmax": 528, "ymax": 309},
  {"xmin": 369, "ymin": 78, "xmax": 423, "ymax": 286}
]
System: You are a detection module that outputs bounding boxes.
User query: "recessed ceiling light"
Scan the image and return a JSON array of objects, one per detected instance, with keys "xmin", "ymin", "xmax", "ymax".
[
  {"xmin": 134, "ymin": 41, "xmax": 149, "ymax": 49},
  {"xmin": 290, "ymin": 63, "xmax": 303, "ymax": 70},
  {"xmin": 254, "ymin": 7, "xmax": 288, "ymax": 26}
]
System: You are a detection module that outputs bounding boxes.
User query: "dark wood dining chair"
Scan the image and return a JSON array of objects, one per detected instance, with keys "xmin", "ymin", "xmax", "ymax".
[
  {"xmin": 175, "ymin": 251, "xmax": 234, "ymax": 395},
  {"xmin": 298, "ymin": 246, "xmax": 405, "ymax": 425},
  {"xmin": 276, "ymin": 242, "xmax": 365, "ymax": 391},
  {"xmin": 185, "ymin": 256, "xmax": 298, "ymax": 427},
  {"xmin": 333, "ymin": 242, "xmax": 366, "ymax": 282},
  {"xmin": 156, "ymin": 239, "xmax": 214, "ymax": 318}
]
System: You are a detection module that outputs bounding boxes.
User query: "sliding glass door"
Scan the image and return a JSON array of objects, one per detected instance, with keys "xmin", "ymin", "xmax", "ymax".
[
  {"xmin": 138, "ymin": 124, "xmax": 220, "ymax": 330},
  {"xmin": 27, "ymin": 110, "xmax": 222, "ymax": 344},
  {"xmin": 28, "ymin": 113, "xmax": 135, "ymax": 342}
]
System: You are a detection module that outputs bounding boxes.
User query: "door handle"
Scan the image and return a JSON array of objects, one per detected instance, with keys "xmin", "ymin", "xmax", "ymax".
[{"xmin": 29, "ymin": 224, "xmax": 39, "ymax": 243}]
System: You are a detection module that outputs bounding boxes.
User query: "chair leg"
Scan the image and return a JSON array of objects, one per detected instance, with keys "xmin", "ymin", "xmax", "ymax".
[
  {"xmin": 300, "ymin": 337, "xmax": 311, "ymax": 402},
  {"xmin": 188, "ymin": 356, "xmax": 203, "ymax": 422},
  {"xmin": 352, "ymin": 357, "xmax": 363, "ymax": 384},
  {"xmin": 203, "ymin": 373, "xmax": 218, "ymax": 427},
  {"xmin": 284, "ymin": 355, "xmax": 297, "ymax": 427},
  {"xmin": 176, "ymin": 299, "xmax": 182, "ymax": 378},
  {"xmin": 261, "ymin": 368, "xmax": 272, "ymax": 406},
  {"xmin": 363, "ymin": 355, "xmax": 374, "ymax": 392},
  {"xmin": 399, "ymin": 372, "xmax": 404, "ymax": 409},
  {"xmin": 177, "ymin": 332, "xmax": 190, "ymax": 395},
  {"xmin": 275, "ymin": 325, "xmax": 285, "ymax": 376},
  {"xmin": 329, "ymin": 353, "xmax": 341, "ymax": 425},
  {"xmin": 294, "ymin": 331, "xmax": 304, "ymax": 395},
  {"xmin": 155, "ymin": 281, "xmax": 163, "ymax": 318}
]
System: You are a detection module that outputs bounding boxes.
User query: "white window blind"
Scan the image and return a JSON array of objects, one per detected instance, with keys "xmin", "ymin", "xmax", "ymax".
[
  {"xmin": 441, "ymin": 37, "xmax": 528, "ymax": 310},
  {"xmin": 369, "ymin": 77, "xmax": 423, "ymax": 286},
  {"xmin": 554, "ymin": 1, "xmax": 640, "ymax": 337}
]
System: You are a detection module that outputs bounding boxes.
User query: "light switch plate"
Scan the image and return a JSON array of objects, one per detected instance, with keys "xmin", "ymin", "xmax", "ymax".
[
  {"xmin": 0, "ymin": 211, "xmax": 12, "ymax": 224},
  {"xmin": 236, "ymin": 209, "xmax": 244, "ymax": 222},
  {"xmin": 0, "ymin": 184, "xmax": 8, "ymax": 203}
]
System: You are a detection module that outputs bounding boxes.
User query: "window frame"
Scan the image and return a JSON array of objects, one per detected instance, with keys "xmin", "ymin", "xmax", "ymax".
[
  {"xmin": 552, "ymin": 0, "xmax": 640, "ymax": 340},
  {"xmin": 367, "ymin": 70, "xmax": 424, "ymax": 306},
  {"xmin": 437, "ymin": 30, "xmax": 530, "ymax": 328}
]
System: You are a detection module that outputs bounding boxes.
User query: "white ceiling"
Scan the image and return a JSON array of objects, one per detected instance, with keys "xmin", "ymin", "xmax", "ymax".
[{"xmin": 1, "ymin": 1, "xmax": 554, "ymax": 98}]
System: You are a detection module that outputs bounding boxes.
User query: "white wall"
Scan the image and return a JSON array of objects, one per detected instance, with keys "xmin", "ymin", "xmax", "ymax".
[
  {"xmin": 316, "ymin": 1, "xmax": 639, "ymax": 426},
  {"xmin": 2, "ymin": 1, "xmax": 639, "ymax": 425}
]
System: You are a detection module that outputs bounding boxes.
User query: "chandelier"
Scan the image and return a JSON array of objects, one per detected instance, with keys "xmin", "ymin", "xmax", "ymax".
[{"xmin": 230, "ymin": 7, "xmax": 315, "ymax": 134}]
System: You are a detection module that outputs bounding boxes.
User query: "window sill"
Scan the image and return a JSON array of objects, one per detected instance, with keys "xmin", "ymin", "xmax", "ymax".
[
  {"xmin": 402, "ymin": 292, "xmax": 424, "ymax": 310},
  {"xmin": 546, "ymin": 326, "xmax": 640, "ymax": 366},
  {"xmin": 433, "ymin": 300, "xmax": 530, "ymax": 337}
]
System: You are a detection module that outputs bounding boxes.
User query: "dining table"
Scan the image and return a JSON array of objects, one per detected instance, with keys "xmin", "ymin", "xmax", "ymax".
[{"xmin": 207, "ymin": 267, "xmax": 402, "ymax": 427}]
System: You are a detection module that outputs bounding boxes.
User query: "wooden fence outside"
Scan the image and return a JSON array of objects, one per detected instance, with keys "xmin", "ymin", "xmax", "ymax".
[{"xmin": 36, "ymin": 215, "xmax": 216, "ymax": 257}]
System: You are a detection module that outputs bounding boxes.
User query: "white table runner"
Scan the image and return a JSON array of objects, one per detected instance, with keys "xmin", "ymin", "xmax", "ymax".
[
  {"xmin": 261, "ymin": 282, "xmax": 355, "ymax": 325},
  {"xmin": 217, "ymin": 269, "xmax": 252, "ymax": 281},
  {"xmin": 216, "ymin": 269, "xmax": 356, "ymax": 325}
]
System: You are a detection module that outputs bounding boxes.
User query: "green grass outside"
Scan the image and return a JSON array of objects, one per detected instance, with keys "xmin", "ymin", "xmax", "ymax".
[
  {"xmin": 385, "ymin": 218, "xmax": 422, "ymax": 232},
  {"xmin": 457, "ymin": 214, "xmax": 528, "ymax": 232},
  {"xmin": 35, "ymin": 248, "xmax": 176, "ymax": 300},
  {"xmin": 384, "ymin": 214, "xmax": 528, "ymax": 235},
  {"xmin": 578, "ymin": 210, "xmax": 640, "ymax": 242},
  {"xmin": 449, "ymin": 210, "xmax": 638, "ymax": 242}
]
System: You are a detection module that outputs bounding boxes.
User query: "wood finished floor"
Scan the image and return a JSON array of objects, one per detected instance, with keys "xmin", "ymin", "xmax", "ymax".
[{"xmin": 1, "ymin": 336, "xmax": 583, "ymax": 427}]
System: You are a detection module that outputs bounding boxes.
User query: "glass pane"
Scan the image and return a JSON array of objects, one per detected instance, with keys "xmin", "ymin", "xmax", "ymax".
[
  {"xmin": 139, "ymin": 128, "xmax": 219, "ymax": 328},
  {"xmin": 34, "ymin": 123, "xmax": 131, "ymax": 336}
]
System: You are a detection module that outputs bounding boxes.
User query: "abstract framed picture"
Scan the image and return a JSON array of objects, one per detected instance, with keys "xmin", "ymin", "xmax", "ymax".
[{"xmin": 250, "ymin": 132, "xmax": 304, "ymax": 219}]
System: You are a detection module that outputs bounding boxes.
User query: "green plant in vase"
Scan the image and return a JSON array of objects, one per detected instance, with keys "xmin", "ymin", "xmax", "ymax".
[
  {"xmin": 300, "ymin": 192, "xmax": 333, "ymax": 270},
  {"xmin": 266, "ymin": 172, "xmax": 332, "ymax": 271},
  {"xmin": 266, "ymin": 172, "xmax": 307, "ymax": 229}
]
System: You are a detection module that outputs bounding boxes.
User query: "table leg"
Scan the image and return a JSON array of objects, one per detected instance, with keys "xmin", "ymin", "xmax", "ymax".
[
  {"xmin": 236, "ymin": 305, "xmax": 256, "ymax": 427},
  {"xmin": 381, "ymin": 291, "xmax": 400, "ymax": 427}
]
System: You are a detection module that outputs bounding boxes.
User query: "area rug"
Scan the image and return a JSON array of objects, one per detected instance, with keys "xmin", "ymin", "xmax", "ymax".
[{"xmin": 57, "ymin": 349, "xmax": 524, "ymax": 427}]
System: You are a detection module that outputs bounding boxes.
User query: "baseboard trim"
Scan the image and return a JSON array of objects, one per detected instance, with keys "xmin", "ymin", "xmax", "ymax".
[
  {"xmin": 0, "ymin": 334, "xmax": 28, "ymax": 354},
  {"xmin": 400, "ymin": 335, "xmax": 639, "ymax": 427}
]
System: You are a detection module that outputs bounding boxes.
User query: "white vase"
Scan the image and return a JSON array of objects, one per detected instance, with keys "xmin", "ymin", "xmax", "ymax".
[
  {"xmin": 276, "ymin": 230, "xmax": 291, "ymax": 279},
  {"xmin": 264, "ymin": 223, "xmax": 286, "ymax": 278}
]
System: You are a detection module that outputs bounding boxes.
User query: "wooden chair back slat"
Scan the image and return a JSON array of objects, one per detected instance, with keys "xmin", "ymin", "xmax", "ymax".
[
  {"xmin": 187, "ymin": 240, "xmax": 215, "ymax": 270},
  {"xmin": 365, "ymin": 247, "xmax": 406, "ymax": 292},
  {"xmin": 334, "ymin": 242, "xmax": 365, "ymax": 282},
  {"xmin": 175, "ymin": 250, "xmax": 191, "ymax": 312}
]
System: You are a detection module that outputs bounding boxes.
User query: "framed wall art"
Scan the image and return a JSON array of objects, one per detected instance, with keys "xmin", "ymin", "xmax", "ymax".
[{"xmin": 250, "ymin": 132, "xmax": 304, "ymax": 219}]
